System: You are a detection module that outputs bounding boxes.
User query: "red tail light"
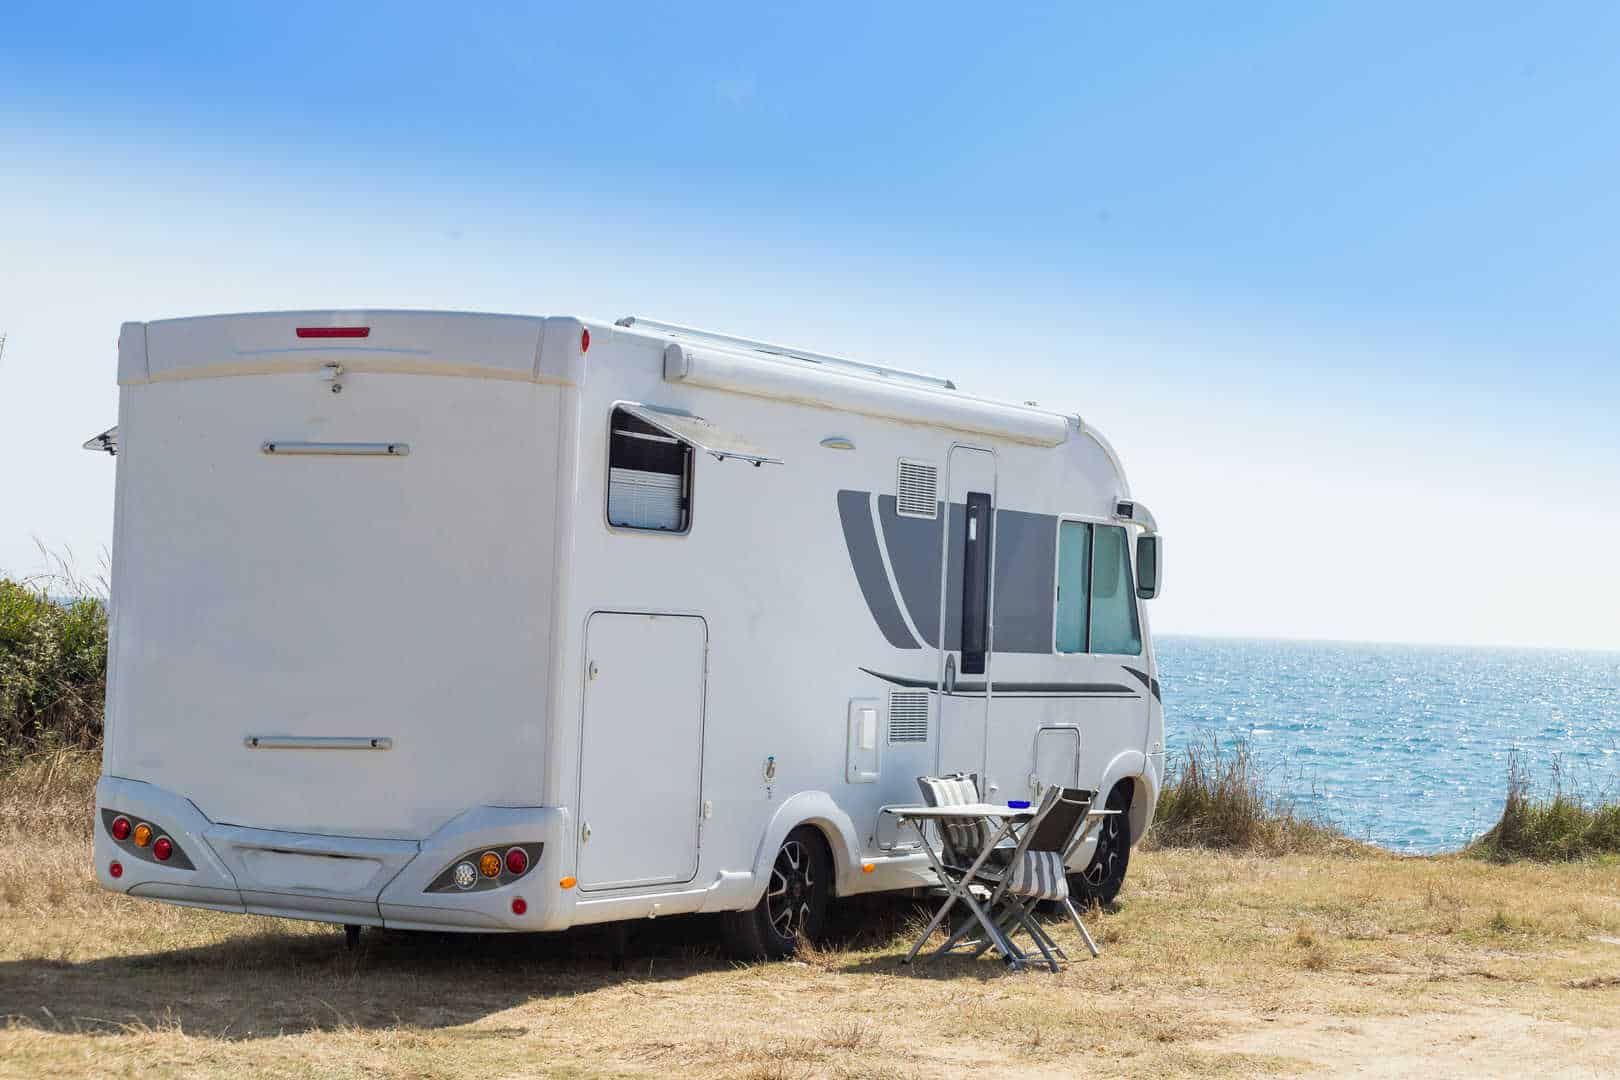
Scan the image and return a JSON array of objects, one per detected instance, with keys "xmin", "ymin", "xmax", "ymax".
[
  {"xmin": 581, "ymin": 328, "xmax": 591, "ymax": 353},
  {"xmin": 111, "ymin": 816, "xmax": 132, "ymax": 841},
  {"xmin": 109, "ymin": 861, "xmax": 123, "ymax": 879},
  {"xmin": 296, "ymin": 326, "xmax": 370, "ymax": 339},
  {"xmin": 505, "ymin": 847, "xmax": 528, "ymax": 875},
  {"xmin": 511, "ymin": 897, "xmax": 527, "ymax": 915},
  {"xmin": 153, "ymin": 837, "xmax": 174, "ymax": 861}
]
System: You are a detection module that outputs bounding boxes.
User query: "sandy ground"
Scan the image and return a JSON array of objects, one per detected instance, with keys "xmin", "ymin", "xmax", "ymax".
[{"xmin": 3, "ymin": 837, "xmax": 1619, "ymax": 1078}]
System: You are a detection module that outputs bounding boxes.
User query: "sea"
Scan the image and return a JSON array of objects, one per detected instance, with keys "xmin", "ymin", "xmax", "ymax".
[{"xmin": 1155, "ymin": 636, "xmax": 1620, "ymax": 854}]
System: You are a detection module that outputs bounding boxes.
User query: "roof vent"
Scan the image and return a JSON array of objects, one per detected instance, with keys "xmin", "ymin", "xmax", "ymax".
[
  {"xmin": 888, "ymin": 690, "xmax": 930, "ymax": 743},
  {"xmin": 896, "ymin": 460, "xmax": 939, "ymax": 519}
]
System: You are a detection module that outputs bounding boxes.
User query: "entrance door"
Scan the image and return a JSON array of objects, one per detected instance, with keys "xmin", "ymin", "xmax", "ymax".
[
  {"xmin": 935, "ymin": 446, "xmax": 996, "ymax": 787},
  {"xmin": 578, "ymin": 612, "xmax": 707, "ymax": 890}
]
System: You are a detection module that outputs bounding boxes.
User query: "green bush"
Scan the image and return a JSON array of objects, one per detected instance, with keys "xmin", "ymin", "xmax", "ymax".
[{"xmin": 0, "ymin": 577, "xmax": 108, "ymax": 758}]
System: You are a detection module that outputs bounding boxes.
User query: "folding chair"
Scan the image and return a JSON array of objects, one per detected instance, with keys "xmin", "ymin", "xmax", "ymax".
[
  {"xmin": 977, "ymin": 786, "xmax": 1103, "ymax": 969},
  {"xmin": 904, "ymin": 773, "xmax": 1021, "ymax": 966}
]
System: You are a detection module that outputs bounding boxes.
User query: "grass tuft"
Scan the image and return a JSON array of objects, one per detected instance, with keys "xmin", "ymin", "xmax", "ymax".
[
  {"xmin": 1466, "ymin": 756, "xmax": 1620, "ymax": 863},
  {"xmin": 1144, "ymin": 735, "xmax": 1356, "ymax": 856}
]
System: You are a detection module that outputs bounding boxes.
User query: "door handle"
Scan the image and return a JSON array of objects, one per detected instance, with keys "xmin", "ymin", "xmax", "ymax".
[{"xmin": 581, "ymin": 821, "xmax": 592, "ymax": 844}]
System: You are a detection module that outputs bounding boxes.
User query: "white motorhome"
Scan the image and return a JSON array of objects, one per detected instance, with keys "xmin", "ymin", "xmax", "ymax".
[{"xmin": 90, "ymin": 310, "xmax": 1165, "ymax": 958}]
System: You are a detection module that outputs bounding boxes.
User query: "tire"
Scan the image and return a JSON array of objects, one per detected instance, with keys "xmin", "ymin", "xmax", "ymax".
[
  {"xmin": 1069, "ymin": 784, "xmax": 1132, "ymax": 907},
  {"xmin": 720, "ymin": 826, "xmax": 832, "ymax": 961}
]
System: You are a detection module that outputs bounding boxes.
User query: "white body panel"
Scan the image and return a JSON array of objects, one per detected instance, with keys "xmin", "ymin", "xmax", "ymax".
[{"xmin": 95, "ymin": 309, "xmax": 1165, "ymax": 933}]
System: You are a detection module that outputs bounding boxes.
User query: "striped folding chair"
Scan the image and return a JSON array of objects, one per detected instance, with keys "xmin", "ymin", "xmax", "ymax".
[
  {"xmin": 905, "ymin": 773, "xmax": 1022, "ymax": 965},
  {"xmin": 915, "ymin": 773, "xmax": 989, "ymax": 870},
  {"xmin": 983, "ymin": 786, "xmax": 1103, "ymax": 967}
]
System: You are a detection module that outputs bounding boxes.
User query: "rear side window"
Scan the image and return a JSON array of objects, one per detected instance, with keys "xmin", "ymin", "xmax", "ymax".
[
  {"xmin": 1089, "ymin": 524, "xmax": 1142, "ymax": 655},
  {"xmin": 1054, "ymin": 520, "xmax": 1091, "ymax": 653},
  {"xmin": 607, "ymin": 407, "xmax": 692, "ymax": 532}
]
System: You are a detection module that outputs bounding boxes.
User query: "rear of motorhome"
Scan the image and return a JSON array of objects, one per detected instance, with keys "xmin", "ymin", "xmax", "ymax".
[{"xmin": 90, "ymin": 310, "xmax": 1165, "ymax": 957}]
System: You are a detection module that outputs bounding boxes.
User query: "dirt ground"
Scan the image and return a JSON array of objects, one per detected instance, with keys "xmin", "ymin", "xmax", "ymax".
[{"xmin": 3, "ymin": 835, "xmax": 1619, "ymax": 1079}]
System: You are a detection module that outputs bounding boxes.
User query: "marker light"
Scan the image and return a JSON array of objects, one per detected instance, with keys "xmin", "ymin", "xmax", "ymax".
[
  {"xmin": 295, "ymin": 326, "xmax": 370, "ymax": 339},
  {"xmin": 580, "ymin": 328, "xmax": 591, "ymax": 353},
  {"xmin": 153, "ymin": 837, "xmax": 174, "ymax": 861},
  {"xmin": 505, "ymin": 847, "xmax": 528, "ymax": 876},
  {"xmin": 132, "ymin": 823, "xmax": 153, "ymax": 848},
  {"xmin": 559, "ymin": 876, "xmax": 577, "ymax": 890},
  {"xmin": 109, "ymin": 861, "xmax": 123, "ymax": 879},
  {"xmin": 453, "ymin": 862, "xmax": 477, "ymax": 890},
  {"xmin": 479, "ymin": 851, "xmax": 502, "ymax": 878},
  {"xmin": 511, "ymin": 897, "xmax": 527, "ymax": 915},
  {"xmin": 862, "ymin": 862, "xmax": 875, "ymax": 873},
  {"xmin": 111, "ymin": 816, "xmax": 132, "ymax": 841}
]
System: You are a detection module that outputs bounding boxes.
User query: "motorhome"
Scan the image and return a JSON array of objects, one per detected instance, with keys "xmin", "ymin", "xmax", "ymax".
[{"xmin": 88, "ymin": 310, "xmax": 1165, "ymax": 958}]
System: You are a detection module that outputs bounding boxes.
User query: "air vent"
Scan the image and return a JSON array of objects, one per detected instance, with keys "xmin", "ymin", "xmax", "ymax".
[
  {"xmin": 888, "ymin": 690, "xmax": 929, "ymax": 743},
  {"xmin": 896, "ymin": 460, "xmax": 939, "ymax": 519}
]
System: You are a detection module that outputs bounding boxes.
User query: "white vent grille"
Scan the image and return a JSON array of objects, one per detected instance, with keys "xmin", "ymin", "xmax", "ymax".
[
  {"xmin": 888, "ymin": 690, "xmax": 930, "ymax": 743},
  {"xmin": 896, "ymin": 460, "xmax": 939, "ymax": 518}
]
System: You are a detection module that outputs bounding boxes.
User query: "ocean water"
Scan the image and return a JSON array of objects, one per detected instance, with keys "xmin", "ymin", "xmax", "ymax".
[{"xmin": 1154, "ymin": 636, "xmax": 1620, "ymax": 853}]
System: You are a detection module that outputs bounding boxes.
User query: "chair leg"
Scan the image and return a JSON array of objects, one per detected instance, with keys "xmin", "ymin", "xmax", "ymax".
[{"xmin": 1064, "ymin": 898, "xmax": 1101, "ymax": 958}]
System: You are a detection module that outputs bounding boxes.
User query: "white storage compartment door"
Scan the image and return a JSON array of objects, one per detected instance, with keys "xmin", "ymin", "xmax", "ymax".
[{"xmin": 577, "ymin": 613, "xmax": 708, "ymax": 890}]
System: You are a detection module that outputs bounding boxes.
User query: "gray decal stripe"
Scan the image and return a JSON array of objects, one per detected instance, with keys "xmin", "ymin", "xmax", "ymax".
[
  {"xmin": 859, "ymin": 668, "xmax": 1137, "ymax": 696},
  {"xmin": 838, "ymin": 491, "xmax": 922, "ymax": 650},
  {"xmin": 877, "ymin": 494, "xmax": 943, "ymax": 648},
  {"xmin": 1122, "ymin": 666, "xmax": 1163, "ymax": 702}
]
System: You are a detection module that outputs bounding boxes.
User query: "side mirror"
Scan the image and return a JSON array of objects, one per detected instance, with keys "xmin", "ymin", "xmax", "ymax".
[{"xmin": 1136, "ymin": 534, "xmax": 1162, "ymax": 599}]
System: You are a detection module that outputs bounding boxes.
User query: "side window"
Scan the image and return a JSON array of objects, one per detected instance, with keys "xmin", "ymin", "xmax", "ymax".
[
  {"xmin": 1054, "ymin": 520, "xmax": 1091, "ymax": 653},
  {"xmin": 607, "ymin": 407, "xmax": 692, "ymax": 532},
  {"xmin": 1089, "ymin": 524, "xmax": 1142, "ymax": 655}
]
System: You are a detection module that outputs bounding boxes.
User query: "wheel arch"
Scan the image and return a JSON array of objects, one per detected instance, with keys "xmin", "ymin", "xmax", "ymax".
[
  {"xmin": 744, "ymin": 791, "xmax": 863, "ymax": 905},
  {"xmin": 1095, "ymin": 748, "xmax": 1156, "ymax": 849}
]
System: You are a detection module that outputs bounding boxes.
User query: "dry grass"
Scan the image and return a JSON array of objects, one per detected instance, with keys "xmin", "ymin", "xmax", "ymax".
[{"xmin": 4, "ymin": 769, "xmax": 1620, "ymax": 1078}]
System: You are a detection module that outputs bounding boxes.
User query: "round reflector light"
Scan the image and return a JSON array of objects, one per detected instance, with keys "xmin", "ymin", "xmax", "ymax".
[
  {"xmin": 505, "ymin": 847, "xmax": 528, "ymax": 876},
  {"xmin": 153, "ymin": 836, "xmax": 173, "ymax": 861},
  {"xmin": 109, "ymin": 860, "xmax": 123, "ymax": 879},
  {"xmin": 453, "ymin": 861, "xmax": 477, "ymax": 890},
  {"xmin": 479, "ymin": 851, "xmax": 502, "ymax": 878},
  {"xmin": 132, "ymin": 823, "xmax": 153, "ymax": 848},
  {"xmin": 511, "ymin": 897, "xmax": 527, "ymax": 915},
  {"xmin": 111, "ymin": 816, "xmax": 132, "ymax": 841}
]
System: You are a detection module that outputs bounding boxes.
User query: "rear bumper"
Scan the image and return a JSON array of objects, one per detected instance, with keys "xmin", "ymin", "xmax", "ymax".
[{"xmin": 95, "ymin": 776, "xmax": 574, "ymax": 931}]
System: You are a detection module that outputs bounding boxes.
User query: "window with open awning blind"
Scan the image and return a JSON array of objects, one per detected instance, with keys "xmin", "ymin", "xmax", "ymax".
[
  {"xmin": 608, "ymin": 408, "xmax": 692, "ymax": 532},
  {"xmin": 606, "ymin": 404, "xmax": 783, "ymax": 534}
]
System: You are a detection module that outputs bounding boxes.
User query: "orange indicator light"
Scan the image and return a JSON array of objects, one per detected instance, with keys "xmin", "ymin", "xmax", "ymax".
[
  {"xmin": 479, "ymin": 851, "xmax": 502, "ymax": 878},
  {"xmin": 132, "ymin": 823, "xmax": 153, "ymax": 848},
  {"xmin": 559, "ymin": 876, "xmax": 577, "ymax": 889}
]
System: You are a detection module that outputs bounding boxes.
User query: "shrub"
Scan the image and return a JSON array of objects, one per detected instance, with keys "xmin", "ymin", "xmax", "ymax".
[
  {"xmin": 1144, "ymin": 735, "xmax": 1352, "ymax": 855},
  {"xmin": 0, "ymin": 574, "xmax": 108, "ymax": 758},
  {"xmin": 1467, "ymin": 757, "xmax": 1620, "ymax": 862}
]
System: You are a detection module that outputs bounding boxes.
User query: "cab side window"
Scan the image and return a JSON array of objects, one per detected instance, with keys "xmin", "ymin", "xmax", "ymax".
[
  {"xmin": 1054, "ymin": 520, "xmax": 1091, "ymax": 653},
  {"xmin": 1089, "ymin": 524, "xmax": 1142, "ymax": 655}
]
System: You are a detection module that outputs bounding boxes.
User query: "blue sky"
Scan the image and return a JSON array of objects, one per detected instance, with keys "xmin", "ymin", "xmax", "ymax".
[{"xmin": 3, "ymin": 3, "xmax": 1618, "ymax": 647}]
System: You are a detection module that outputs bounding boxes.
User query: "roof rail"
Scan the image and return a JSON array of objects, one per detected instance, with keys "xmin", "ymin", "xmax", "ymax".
[{"xmin": 614, "ymin": 316, "xmax": 956, "ymax": 391}]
